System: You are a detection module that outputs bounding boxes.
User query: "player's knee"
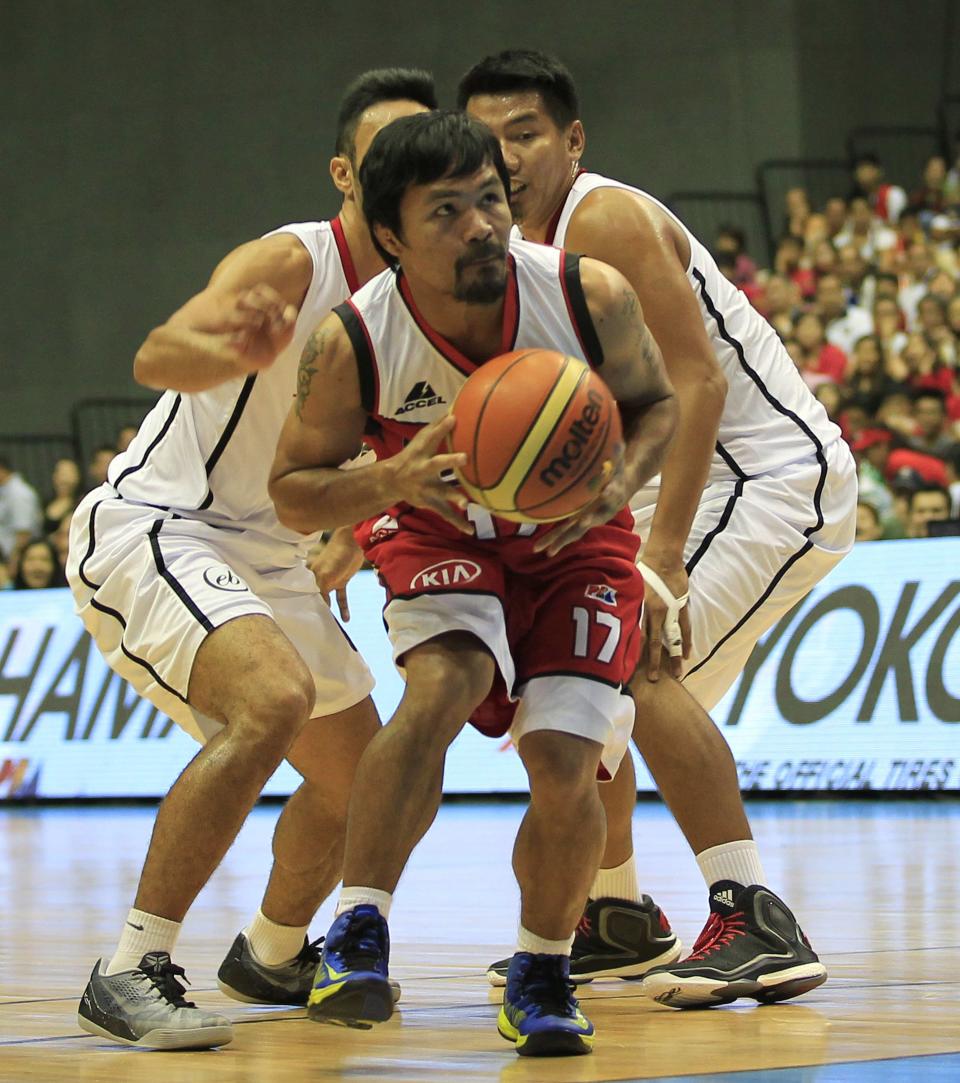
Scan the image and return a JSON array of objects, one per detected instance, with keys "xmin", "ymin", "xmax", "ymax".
[
  {"xmin": 228, "ymin": 669, "xmax": 315, "ymax": 753},
  {"xmin": 403, "ymin": 634, "xmax": 495, "ymax": 725},
  {"xmin": 522, "ymin": 732, "xmax": 601, "ymax": 808}
]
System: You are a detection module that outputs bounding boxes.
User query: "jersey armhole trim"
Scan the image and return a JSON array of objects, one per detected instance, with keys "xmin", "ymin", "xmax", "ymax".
[
  {"xmin": 335, "ymin": 300, "xmax": 379, "ymax": 414},
  {"xmin": 560, "ymin": 252, "xmax": 605, "ymax": 368}
]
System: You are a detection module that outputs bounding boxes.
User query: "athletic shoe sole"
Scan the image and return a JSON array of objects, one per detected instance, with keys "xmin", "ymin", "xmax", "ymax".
[
  {"xmin": 77, "ymin": 1013, "xmax": 233, "ymax": 1050},
  {"xmin": 486, "ymin": 938, "xmax": 682, "ymax": 987},
  {"xmin": 306, "ymin": 978, "xmax": 394, "ymax": 1029},
  {"xmin": 641, "ymin": 961, "xmax": 828, "ymax": 1009},
  {"xmin": 497, "ymin": 1012, "xmax": 593, "ymax": 1056}
]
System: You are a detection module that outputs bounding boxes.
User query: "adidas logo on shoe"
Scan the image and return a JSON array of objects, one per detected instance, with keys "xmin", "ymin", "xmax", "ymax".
[
  {"xmin": 712, "ymin": 888, "xmax": 735, "ymax": 907},
  {"xmin": 395, "ymin": 381, "xmax": 446, "ymax": 415}
]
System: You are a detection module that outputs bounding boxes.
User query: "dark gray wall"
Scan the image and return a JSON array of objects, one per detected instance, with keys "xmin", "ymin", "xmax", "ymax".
[{"xmin": 0, "ymin": 0, "xmax": 950, "ymax": 435}]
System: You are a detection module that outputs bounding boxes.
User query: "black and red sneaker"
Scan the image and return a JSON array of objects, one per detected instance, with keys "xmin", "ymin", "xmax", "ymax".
[
  {"xmin": 486, "ymin": 895, "xmax": 681, "ymax": 986},
  {"xmin": 639, "ymin": 880, "xmax": 827, "ymax": 1009}
]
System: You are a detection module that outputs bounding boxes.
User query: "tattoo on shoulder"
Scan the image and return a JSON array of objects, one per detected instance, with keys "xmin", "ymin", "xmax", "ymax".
[{"xmin": 295, "ymin": 330, "xmax": 324, "ymax": 420}]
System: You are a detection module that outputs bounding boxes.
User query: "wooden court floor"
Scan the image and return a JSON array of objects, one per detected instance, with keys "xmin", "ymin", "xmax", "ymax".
[{"xmin": 2, "ymin": 798, "xmax": 959, "ymax": 1082}]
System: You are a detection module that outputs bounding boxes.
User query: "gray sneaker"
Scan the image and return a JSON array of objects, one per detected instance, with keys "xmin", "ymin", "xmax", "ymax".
[
  {"xmin": 217, "ymin": 932, "xmax": 402, "ymax": 1006},
  {"xmin": 78, "ymin": 952, "xmax": 233, "ymax": 1049}
]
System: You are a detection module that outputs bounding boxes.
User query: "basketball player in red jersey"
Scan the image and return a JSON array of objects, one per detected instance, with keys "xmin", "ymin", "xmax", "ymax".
[
  {"xmin": 463, "ymin": 50, "xmax": 852, "ymax": 1008},
  {"xmin": 67, "ymin": 71, "xmax": 435, "ymax": 1050},
  {"xmin": 270, "ymin": 110, "xmax": 677, "ymax": 1055}
]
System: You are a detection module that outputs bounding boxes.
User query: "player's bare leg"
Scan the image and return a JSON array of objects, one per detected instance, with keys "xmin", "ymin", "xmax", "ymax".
[
  {"xmin": 497, "ymin": 730, "xmax": 604, "ymax": 1056},
  {"xmin": 260, "ymin": 698, "xmax": 381, "ymax": 926},
  {"xmin": 131, "ymin": 616, "xmax": 315, "ymax": 924},
  {"xmin": 307, "ymin": 632, "xmax": 493, "ymax": 1029},
  {"xmin": 513, "ymin": 731, "xmax": 606, "ymax": 939},
  {"xmin": 217, "ymin": 695, "xmax": 384, "ymax": 1007},
  {"xmin": 602, "ymin": 670, "xmax": 751, "ymax": 859},
  {"xmin": 339, "ymin": 633, "xmax": 495, "ymax": 891}
]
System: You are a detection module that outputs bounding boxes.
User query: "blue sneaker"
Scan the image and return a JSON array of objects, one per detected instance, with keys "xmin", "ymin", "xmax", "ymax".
[
  {"xmin": 306, "ymin": 905, "xmax": 393, "ymax": 1029},
  {"xmin": 498, "ymin": 953, "xmax": 595, "ymax": 1057}
]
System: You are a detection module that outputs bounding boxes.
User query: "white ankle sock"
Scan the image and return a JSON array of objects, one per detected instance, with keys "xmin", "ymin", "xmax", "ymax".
[
  {"xmin": 243, "ymin": 909, "xmax": 308, "ymax": 967},
  {"xmin": 105, "ymin": 908, "xmax": 182, "ymax": 975},
  {"xmin": 696, "ymin": 840, "xmax": 766, "ymax": 890},
  {"xmin": 336, "ymin": 886, "xmax": 393, "ymax": 920},
  {"xmin": 589, "ymin": 855, "xmax": 643, "ymax": 903},
  {"xmin": 516, "ymin": 924, "xmax": 574, "ymax": 956}
]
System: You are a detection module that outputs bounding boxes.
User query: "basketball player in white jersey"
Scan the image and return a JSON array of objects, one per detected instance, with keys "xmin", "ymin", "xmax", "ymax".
[
  {"xmin": 65, "ymin": 69, "xmax": 437, "ymax": 1050},
  {"xmin": 270, "ymin": 110, "xmax": 677, "ymax": 1055},
  {"xmin": 462, "ymin": 50, "xmax": 855, "ymax": 1007}
]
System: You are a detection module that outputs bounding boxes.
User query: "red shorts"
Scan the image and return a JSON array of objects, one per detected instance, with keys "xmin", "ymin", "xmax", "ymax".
[{"xmin": 359, "ymin": 505, "xmax": 644, "ymax": 739}]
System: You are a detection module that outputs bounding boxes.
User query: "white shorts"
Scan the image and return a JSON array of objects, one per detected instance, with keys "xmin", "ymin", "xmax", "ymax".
[
  {"xmin": 631, "ymin": 438, "xmax": 857, "ymax": 711},
  {"xmin": 383, "ymin": 592, "xmax": 635, "ymax": 780},
  {"xmin": 67, "ymin": 489, "xmax": 374, "ymax": 743}
]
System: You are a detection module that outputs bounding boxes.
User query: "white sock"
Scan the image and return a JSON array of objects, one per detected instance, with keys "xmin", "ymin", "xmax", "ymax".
[
  {"xmin": 517, "ymin": 924, "xmax": 574, "ymax": 956},
  {"xmin": 696, "ymin": 840, "xmax": 766, "ymax": 890},
  {"xmin": 589, "ymin": 855, "xmax": 643, "ymax": 903},
  {"xmin": 105, "ymin": 908, "xmax": 182, "ymax": 975},
  {"xmin": 336, "ymin": 886, "xmax": 393, "ymax": 920},
  {"xmin": 243, "ymin": 909, "xmax": 308, "ymax": 967}
]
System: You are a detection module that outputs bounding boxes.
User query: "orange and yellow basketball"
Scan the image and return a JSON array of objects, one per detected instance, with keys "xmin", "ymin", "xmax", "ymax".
[{"xmin": 449, "ymin": 348, "xmax": 622, "ymax": 523}]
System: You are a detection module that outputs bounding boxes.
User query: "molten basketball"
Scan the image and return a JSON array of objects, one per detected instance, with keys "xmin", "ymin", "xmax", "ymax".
[{"xmin": 449, "ymin": 348, "xmax": 623, "ymax": 523}]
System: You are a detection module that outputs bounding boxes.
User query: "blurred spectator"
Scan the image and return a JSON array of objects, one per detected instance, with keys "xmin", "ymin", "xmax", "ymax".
[
  {"xmin": 42, "ymin": 457, "xmax": 81, "ymax": 535},
  {"xmin": 814, "ymin": 381, "xmax": 844, "ymax": 422},
  {"xmin": 803, "ymin": 212, "xmax": 829, "ymax": 253},
  {"xmin": 50, "ymin": 510, "xmax": 73, "ymax": 567},
  {"xmin": 0, "ymin": 455, "xmax": 42, "ymax": 569},
  {"xmin": 906, "ymin": 485, "xmax": 952, "ymax": 538},
  {"xmin": 908, "ymin": 155, "xmax": 949, "ymax": 226},
  {"xmin": 793, "ymin": 312, "xmax": 848, "ymax": 386},
  {"xmin": 871, "ymin": 296, "xmax": 908, "ymax": 360},
  {"xmin": 946, "ymin": 149, "xmax": 960, "ymax": 208},
  {"xmin": 714, "ymin": 224, "xmax": 757, "ymax": 286},
  {"xmin": 835, "ymin": 244, "xmax": 872, "ymax": 306},
  {"xmin": 900, "ymin": 241, "xmax": 935, "ymax": 327},
  {"xmin": 116, "ymin": 424, "xmax": 139, "ymax": 453},
  {"xmin": 947, "ymin": 295, "xmax": 960, "ymax": 338},
  {"xmin": 846, "ymin": 335, "xmax": 902, "ymax": 415},
  {"xmin": 834, "ymin": 197, "xmax": 897, "ymax": 261},
  {"xmin": 86, "ymin": 444, "xmax": 117, "ymax": 492},
  {"xmin": 855, "ymin": 500, "xmax": 884, "ymax": 542},
  {"xmin": 816, "ymin": 273, "xmax": 872, "ymax": 355},
  {"xmin": 876, "ymin": 390, "xmax": 917, "ymax": 438},
  {"xmin": 886, "ymin": 443, "xmax": 950, "ymax": 488},
  {"xmin": 851, "ymin": 152, "xmax": 908, "ymax": 223},
  {"xmin": 811, "ymin": 240, "xmax": 838, "ymax": 282},
  {"xmin": 851, "ymin": 428, "xmax": 895, "ymax": 519},
  {"xmin": 908, "ymin": 390, "xmax": 957, "ymax": 459},
  {"xmin": 824, "ymin": 196, "xmax": 848, "ymax": 240},
  {"xmin": 895, "ymin": 332, "xmax": 953, "ymax": 396},
  {"xmin": 759, "ymin": 273, "xmax": 801, "ymax": 327},
  {"xmin": 11, "ymin": 537, "xmax": 67, "ymax": 590},
  {"xmin": 784, "ymin": 187, "xmax": 811, "ymax": 239}
]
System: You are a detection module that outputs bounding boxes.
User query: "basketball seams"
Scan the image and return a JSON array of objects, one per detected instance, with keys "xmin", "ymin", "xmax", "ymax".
[
  {"xmin": 469, "ymin": 349, "xmax": 540, "ymax": 493},
  {"xmin": 480, "ymin": 359, "xmax": 587, "ymax": 510}
]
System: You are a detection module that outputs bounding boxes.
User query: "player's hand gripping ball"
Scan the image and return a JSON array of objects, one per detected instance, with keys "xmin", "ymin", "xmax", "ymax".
[{"xmin": 448, "ymin": 349, "xmax": 623, "ymax": 523}]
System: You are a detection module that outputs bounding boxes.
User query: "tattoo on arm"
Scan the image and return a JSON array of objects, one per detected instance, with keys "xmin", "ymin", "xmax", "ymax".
[{"xmin": 295, "ymin": 330, "xmax": 324, "ymax": 420}]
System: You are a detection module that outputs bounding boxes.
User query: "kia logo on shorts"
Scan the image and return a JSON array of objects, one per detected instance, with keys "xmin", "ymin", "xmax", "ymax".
[
  {"xmin": 202, "ymin": 565, "xmax": 249, "ymax": 592},
  {"xmin": 410, "ymin": 559, "xmax": 482, "ymax": 590}
]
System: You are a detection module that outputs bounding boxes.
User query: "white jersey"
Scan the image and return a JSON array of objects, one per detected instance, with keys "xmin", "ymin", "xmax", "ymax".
[
  {"xmin": 549, "ymin": 172, "xmax": 842, "ymax": 483},
  {"xmin": 338, "ymin": 237, "xmax": 603, "ymax": 460},
  {"xmin": 105, "ymin": 218, "xmax": 361, "ymax": 547}
]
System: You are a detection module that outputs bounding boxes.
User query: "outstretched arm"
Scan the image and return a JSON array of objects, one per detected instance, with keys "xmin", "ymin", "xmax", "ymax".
[
  {"xmin": 133, "ymin": 234, "xmax": 310, "ymax": 392},
  {"xmin": 536, "ymin": 258, "xmax": 677, "ymax": 555},
  {"xmin": 269, "ymin": 313, "xmax": 470, "ymax": 535}
]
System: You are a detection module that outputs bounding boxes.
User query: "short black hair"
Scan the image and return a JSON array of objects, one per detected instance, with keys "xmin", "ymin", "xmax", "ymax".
[
  {"xmin": 359, "ymin": 110, "xmax": 510, "ymax": 265},
  {"xmin": 912, "ymin": 387, "xmax": 946, "ymax": 406},
  {"xmin": 854, "ymin": 152, "xmax": 881, "ymax": 168},
  {"xmin": 335, "ymin": 67, "xmax": 437, "ymax": 160},
  {"xmin": 457, "ymin": 49, "xmax": 580, "ymax": 129}
]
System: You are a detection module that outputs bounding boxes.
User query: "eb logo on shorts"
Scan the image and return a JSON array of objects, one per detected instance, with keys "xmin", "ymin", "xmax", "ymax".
[
  {"xmin": 410, "ymin": 559, "xmax": 481, "ymax": 590},
  {"xmin": 202, "ymin": 565, "xmax": 249, "ymax": 592}
]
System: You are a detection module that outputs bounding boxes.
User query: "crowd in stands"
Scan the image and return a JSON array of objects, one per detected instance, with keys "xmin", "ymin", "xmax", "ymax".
[
  {"xmin": 0, "ymin": 427, "xmax": 135, "ymax": 591},
  {"xmin": 715, "ymin": 150, "xmax": 960, "ymax": 543},
  {"xmin": 3, "ymin": 150, "xmax": 958, "ymax": 591}
]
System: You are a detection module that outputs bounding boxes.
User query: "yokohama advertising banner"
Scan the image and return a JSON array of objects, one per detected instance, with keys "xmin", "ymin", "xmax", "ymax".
[{"xmin": 1, "ymin": 538, "xmax": 957, "ymax": 798}]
